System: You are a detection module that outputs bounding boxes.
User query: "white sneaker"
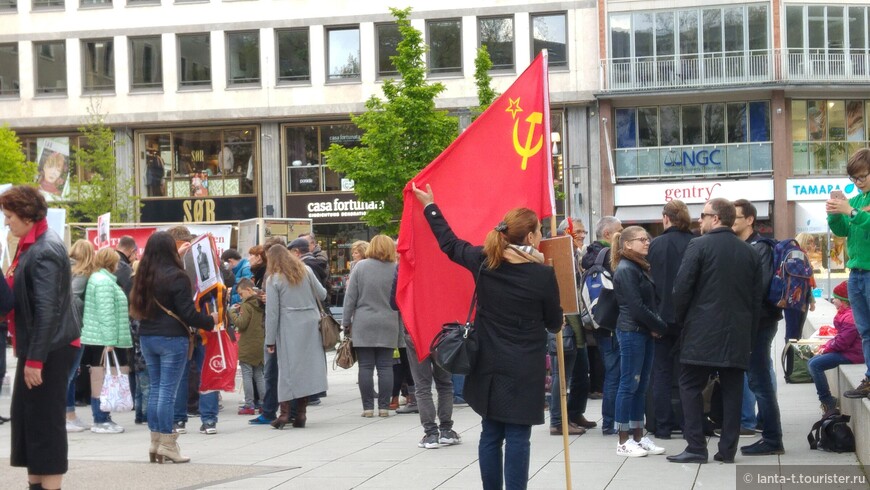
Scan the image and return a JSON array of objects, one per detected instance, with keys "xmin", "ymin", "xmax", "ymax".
[
  {"xmin": 616, "ymin": 439, "xmax": 648, "ymax": 458},
  {"xmin": 638, "ymin": 436, "xmax": 666, "ymax": 455},
  {"xmin": 71, "ymin": 417, "xmax": 90, "ymax": 429},
  {"xmin": 90, "ymin": 421, "xmax": 124, "ymax": 434},
  {"xmin": 66, "ymin": 420, "xmax": 85, "ymax": 433}
]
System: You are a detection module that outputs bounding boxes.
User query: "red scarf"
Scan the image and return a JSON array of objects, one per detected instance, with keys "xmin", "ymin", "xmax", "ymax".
[{"xmin": 5, "ymin": 219, "xmax": 51, "ymax": 356}]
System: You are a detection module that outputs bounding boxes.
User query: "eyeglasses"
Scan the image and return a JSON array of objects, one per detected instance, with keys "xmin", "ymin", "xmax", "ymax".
[
  {"xmin": 850, "ymin": 174, "xmax": 869, "ymax": 184},
  {"xmin": 700, "ymin": 212, "xmax": 718, "ymax": 220},
  {"xmin": 628, "ymin": 237, "xmax": 651, "ymax": 244}
]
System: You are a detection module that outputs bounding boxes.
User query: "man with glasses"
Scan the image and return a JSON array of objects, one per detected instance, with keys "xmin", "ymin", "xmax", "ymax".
[
  {"xmin": 732, "ymin": 199, "xmax": 785, "ymax": 457},
  {"xmin": 828, "ymin": 148, "xmax": 870, "ymax": 400},
  {"xmin": 669, "ymin": 198, "xmax": 761, "ymax": 464}
]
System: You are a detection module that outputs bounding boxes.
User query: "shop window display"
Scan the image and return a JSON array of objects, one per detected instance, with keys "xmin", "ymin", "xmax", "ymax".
[{"xmin": 284, "ymin": 122, "xmax": 361, "ymax": 193}]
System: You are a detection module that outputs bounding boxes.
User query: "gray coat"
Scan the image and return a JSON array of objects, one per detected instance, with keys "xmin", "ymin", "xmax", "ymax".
[
  {"xmin": 342, "ymin": 259, "xmax": 400, "ymax": 349},
  {"xmin": 265, "ymin": 267, "xmax": 328, "ymax": 402}
]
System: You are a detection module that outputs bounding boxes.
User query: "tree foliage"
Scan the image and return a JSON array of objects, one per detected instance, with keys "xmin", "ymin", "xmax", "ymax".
[
  {"xmin": 67, "ymin": 101, "xmax": 139, "ymax": 223},
  {"xmin": 0, "ymin": 125, "xmax": 37, "ymax": 185},
  {"xmin": 474, "ymin": 45, "xmax": 498, "ymax": 116},
  {"xmin": 323, "ymin": 7, "xmax": 457, "ymax": 233}
]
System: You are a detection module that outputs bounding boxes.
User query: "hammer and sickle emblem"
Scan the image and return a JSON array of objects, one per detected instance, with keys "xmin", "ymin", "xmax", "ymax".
[{"xmin": 512, "ymin": 112, "xmax": 544, "ymax": 170}]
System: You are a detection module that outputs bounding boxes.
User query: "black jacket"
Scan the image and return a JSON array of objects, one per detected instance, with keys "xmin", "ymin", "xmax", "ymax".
[
  {"xmin": 648, "ymin": 227, "xmax": 695, "ymax": 333},
  {"xmin": 613, "ymin": 258, "xmax": 667, "ymax": 335},
  {"xmin": 673, "ymin": 227, "xmax": 762, "ymax": 370},
  {"xmin": 425, "ymin": 204, "xmax": 562, "ymax": 426},
  {"xmin": 138, "ymin": 266, "xmax": 215, "ymax": 338},
  {"xmin": 13, "ymin": 228, "xmax": 80, "ymax": 363},
  {"xmin": 581, "ymin": 241, "xmax": 611, "ymax": 272},
  {"xmin": 115, "ymin": 250, "xmax": 133, "ymax": 298},
  {"xmin": 747, "ymin": 231, "xmax": 784, "ymax": 323}
]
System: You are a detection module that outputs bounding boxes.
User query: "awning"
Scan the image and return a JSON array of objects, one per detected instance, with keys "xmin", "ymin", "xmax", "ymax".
[
  {"xmin": 795, "ymin": 201, "xmax": 829, "ymax": 233},
  {"xmin": 615, "ymin": 202, "xmax": 771, "ymax": 223}
]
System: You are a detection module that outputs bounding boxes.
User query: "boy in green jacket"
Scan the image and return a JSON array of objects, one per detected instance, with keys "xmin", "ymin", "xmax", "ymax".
[
  {"xmin": 827, "ymin": 147, "xmax": 870, "ymax": 398},
  {"xmin": 229, "ymin": 278, "xmax": 265, "ymax": 414}
]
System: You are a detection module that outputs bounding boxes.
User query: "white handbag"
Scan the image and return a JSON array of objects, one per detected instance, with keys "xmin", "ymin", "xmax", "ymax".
[{"xmin": 99, "ymin": 350, "xmax": 133, "ymax": 413}]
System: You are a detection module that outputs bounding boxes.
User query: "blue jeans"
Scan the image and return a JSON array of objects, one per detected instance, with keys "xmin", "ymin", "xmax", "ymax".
[
  {"xmin": 135, "ymin": 368, "xmax": 150, "ymax": 422},
  {"xmin": 262, "ymin": 347, "xmax": 278, "ymax": 418},
  {"xmin": 453, "ymin": 374, "xmax": 465, "ymax": 399},
  {"xmin": 741, "ymin": 375, "xmax": 757, "ymax": 430},
  {"xmin": 66, "ymin": 345, "xmax": 84, "ymax": 412},
  {"xmin": 91, "ymin": 397, "xmax": 111, "ymax": 423},
  {"xmin": 594, "ymin": 331, "xmax": 620, "ymax": 432},
  {"xmin": 549, "ymin": 350, "xmax": 577, "ymax": 427},
  {"xmin": 479, "ymin": 417, "xmax": 531, "ymax": 490},
  {"xmin": 747, "ymin": 322, "xmax": 783, "ymax": 446},
  {"xmin": 808, "ymin": 352, "xmax": 851, "ymax": 404},
  {"xmin": 848, "ymin": 269, "xmax": 870, "ymax": 378},
  {"xmin": 141, "ymin": 335, "xmax": 188, "ymax": 434},
  {"xmin": 615, "ymin": 330, "xmax": 654, "ymax": 431}
]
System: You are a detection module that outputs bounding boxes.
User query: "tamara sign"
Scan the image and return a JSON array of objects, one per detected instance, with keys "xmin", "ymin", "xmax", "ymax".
[{"xmin": 786, "ymin": 177, "xmax": 858, "ymax": 201}]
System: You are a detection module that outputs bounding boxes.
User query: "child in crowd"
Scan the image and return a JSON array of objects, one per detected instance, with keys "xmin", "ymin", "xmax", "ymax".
[
  {"xmin": 807, "ymin": 281, "xmax": 865, "ymax": 415},
  {"xmin": 229, "ymin": 278, "xmax": 266, "ymax": 415}
]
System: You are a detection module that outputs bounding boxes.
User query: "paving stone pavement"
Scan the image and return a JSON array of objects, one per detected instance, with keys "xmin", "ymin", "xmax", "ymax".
[{"xmin": 0, "ymin": 319, "xmax": 864, "ymax": 489}]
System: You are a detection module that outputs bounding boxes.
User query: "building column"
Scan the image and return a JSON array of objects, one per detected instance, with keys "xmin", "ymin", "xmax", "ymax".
[
  {"xmin": 771, "ymin": 90, "xmax": 791, "ymax": 238},
  {"xmin": 260, "ymin": 122, "xmax": 282, "ymax": 218}
]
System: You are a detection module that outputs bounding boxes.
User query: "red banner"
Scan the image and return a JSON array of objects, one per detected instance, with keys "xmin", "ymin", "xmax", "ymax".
[
  {"xmin": 85, "ymin": 227, "xmax": 157, "ymax": 252},
  {"xmin": 396, "ymin": 52, "xmax": 554, "ymax": 359}
]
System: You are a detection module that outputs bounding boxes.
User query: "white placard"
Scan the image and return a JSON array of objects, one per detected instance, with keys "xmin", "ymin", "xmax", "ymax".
[
  {"xmin": 190, "ymin": 234, "xmax": 219, "ymax": 296},
  {"xmin": 157, "ymin": 224, "xmax": 232, "ymax": 258},
  {"xmin": 96, "ymin": 212, "xmax": 110, "ymax": 249},
  {"xmin": 614, "ymin": 179, "xmax": 775, "ymax": 206}
]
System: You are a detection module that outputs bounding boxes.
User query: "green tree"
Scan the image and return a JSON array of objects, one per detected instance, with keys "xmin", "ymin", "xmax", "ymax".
[
  {"xmin": 323, "ymin": 7, "xmax": 457, "ymax": 233},
  {"xmin": 473, "ymin": 45, "xmax": 498, "ymax": 117},
  {"xmin": 0, "ymin": 124, "xmax": 37, "ymax": 185},
  {"xmin": 68, "ymin": 102, "xmax": 139, "ymax": 222}
]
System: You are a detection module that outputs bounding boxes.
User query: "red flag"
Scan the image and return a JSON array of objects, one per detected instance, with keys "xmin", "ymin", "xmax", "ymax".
[{"xmin": 396, "ymin": 52, "xmax": 554, "ymax": 359}]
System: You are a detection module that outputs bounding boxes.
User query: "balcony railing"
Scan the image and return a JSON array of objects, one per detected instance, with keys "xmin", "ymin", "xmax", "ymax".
[{"xmin": 600, "ymin": 49, "xmax": 870, "ymax": 92}]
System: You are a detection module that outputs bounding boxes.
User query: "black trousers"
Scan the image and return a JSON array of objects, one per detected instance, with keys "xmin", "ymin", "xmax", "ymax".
[
  {"xmin": 11, "ymin": 345, "xmax": 76, "ymax": 475},
  {"xmin": 651, "ymin": 334, "xmax": 681, "ymax": 435},
  {"xmin": 679, "ymin": 364, "xmax": 744, "ymax": 458}
]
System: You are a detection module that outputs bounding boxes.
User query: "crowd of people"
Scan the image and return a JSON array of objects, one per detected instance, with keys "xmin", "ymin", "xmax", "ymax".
[{"xmin": 4, "ymin": 151, "xmax": 870, "ymax": 489}]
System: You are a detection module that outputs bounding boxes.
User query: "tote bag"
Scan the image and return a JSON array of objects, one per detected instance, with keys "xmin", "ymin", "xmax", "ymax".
[{"xmin": 99, "ymin": 350, "xmax": 134, "ymax": 412}]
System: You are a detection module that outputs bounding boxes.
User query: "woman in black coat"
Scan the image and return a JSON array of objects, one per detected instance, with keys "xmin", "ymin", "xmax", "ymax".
[
  {"xmin": 611, "ymin": 225, "xmax": 667, "ymax": 458},
  {"xmin": 3, "ymin": 186, "xmax": 78, "ymax": 490},
  {"xmin": 413, "ymin": 184, "xmax": 562, "ymax": 490}
]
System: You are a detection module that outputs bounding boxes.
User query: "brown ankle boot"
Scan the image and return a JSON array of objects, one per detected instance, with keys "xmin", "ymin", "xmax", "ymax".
[
  {"xmin": 149, "ymin": 431, "xmax": 160, "ymax": 463},
  {"xmin": 156, "ymin": 433, "xmax": 190, "ymax": 464},
  {"xmin": 271, "ymin": 401, "xmax": 291, "ymax": 429},
  {"xmin": 292, "ymin": 397, "xmax": 308, "ymax": 428}
]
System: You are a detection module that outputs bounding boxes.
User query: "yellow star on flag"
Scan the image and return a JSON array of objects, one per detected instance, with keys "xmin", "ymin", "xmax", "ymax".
[{"xmin": 505, "ymin": 98, "xmax": 523, "ymax": 119}]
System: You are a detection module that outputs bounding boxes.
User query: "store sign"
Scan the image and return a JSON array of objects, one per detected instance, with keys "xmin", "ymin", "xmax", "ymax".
[
  {"xmin": 614, "ymin": 179, "xmax": 775, "ymax": 206},
  {"xmin": 140, "ymin": 196, "xmax": 258, "ymax": 223},
  {"xmin": 785, "ymin": 177, "xmax": 857, "ymax": 201},
  {"xmin": 286, "ymin": 192, "xmax": 383, "ymax": 223},
  {"xmin": 663, "ymin": 147, "xmax": 722, "ymax": 167}
]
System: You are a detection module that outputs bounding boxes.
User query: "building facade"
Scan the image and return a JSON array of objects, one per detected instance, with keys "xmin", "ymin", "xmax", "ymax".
[{"xmin": 597, "ymin": 0, "xmax": 870, "ymax": 267}]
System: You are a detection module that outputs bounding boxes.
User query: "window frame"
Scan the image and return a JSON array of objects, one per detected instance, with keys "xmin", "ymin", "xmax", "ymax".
[
  {"xmin": 325, "ymin": 25, "xmax": 361, "ymax": 83},
  {"xmin": 282, "ymin": 121, "xmax": 362, "ymax": 194},
  {"xmin": 129, "ymin": 35, "xmax": 163, "ymax": 92},
  {"xmin": 177, "ymin": 33, "xmax": 212, "ymax": 90},
  {"xmin": 31, "ymin": 0, "xmax": 63, "ymax": 10},
  {"xmin": 426, "ymin": 18, "xmax": 463, "ymax": 76},
  {"xmin": 275, "ymin": 27, "xmax": 311, "ymax": 85},
  {"xmin": 81, "ymin": 38, "xmax": 115, "ymax": 94},
  {"xmin": 477, "ymin": 14, "xmax": 515, "ymax": 73},
  {"xmin": 0, "ymin": 42, "xmax": 20, "ymax": 98},
  {"xmin": 33, "ymin": 40, "xmax": 67, "ymax": 96},
  {"xmin": 530, "ymin": 12, "xmax": 568, "ymax": 69},
  {"xmin": 225, "ymin": 30, "xmax": 261, "ymax": 87},
  {"xmin": 375, "ymin": 21, "xmax": 400, "ymax": 79}
]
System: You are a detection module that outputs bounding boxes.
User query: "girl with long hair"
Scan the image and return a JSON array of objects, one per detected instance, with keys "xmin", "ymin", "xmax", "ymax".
[
  {"xmin": 412, "ymin": 183, "xmax": 562, "ymax": 490},
  {"xmin": 264, "ymin": 245, "xmax": 327, "ymax": 429},
  {"xmin": 130, "ymin": 232, "xmax": 216, "ymax": 464},
  {"xmin": 65, "ymin": 239, "xmax": 97, "ymax": 433},
  {"xmin": 610, "ymin": 226, "xmax": 667, "ymax": 458}
]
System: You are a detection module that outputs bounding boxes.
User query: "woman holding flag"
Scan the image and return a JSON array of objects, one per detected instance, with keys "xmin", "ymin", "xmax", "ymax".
[
  {"xmin": 412, "ymin": 183, "xmax": 562, "ymax": 490},
  {"xmin": 130, "ymin": 232, "xmax": 217, "ymax": 464}
]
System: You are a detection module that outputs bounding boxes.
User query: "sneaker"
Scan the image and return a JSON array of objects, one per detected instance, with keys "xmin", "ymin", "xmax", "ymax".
[
  {"xmin": 396, "ymin": 403, "xmax": 419, "ymax": 414},
  {"xmin": 66, "ymin": 420, "xmax": 85, "ymax": 433},
  {"xmin": 199, "ymin": 422, "xmax": 217, "ymax": 435},
  {"xmin": 843, "ymin": 377, "xmax": 870, "ymax": 398},
  {"xmin": 439, "ymin": 429, "xmax": 462, "ymax": 445},
  {"xmin": 173, "ymin": 421, "xmax": 187, "ymax": 434},
  {"xmin": 714, "ymin": 427, "xmax": 757, "ymax": 438},
  {"xmin": 418, "ymin": 432, "xmax": 440, "ymax": 449},
  {"xmin": 638, "ymin": 436, "xmax": 666, "ymax": 455},
  {"xmin": 238, "ymin": 406, "xmax": 256, "ymax": 415},
  {"xmin": 602, "ymin": 427, "xmax": 618, "ymax": 435},
  {"xmin": 616, "ymin": 439, "xmax": 648, "ymax": 458},
  {"xmin": 249, "ymin": 414, "xmax": 275, "ymax": 425},
  {"xmin": 71, "ymin": 416, "xmax": 90, "ymax": 429},
  {"xmin": 740, "ymin": 439, "xmax": 784, "ymax": 456},
  {"xmin": 90, "ymin": 422, "xmax": 124, "ymax": 434}
]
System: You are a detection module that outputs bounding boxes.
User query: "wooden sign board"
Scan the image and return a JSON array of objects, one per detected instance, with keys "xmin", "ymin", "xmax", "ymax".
[{"xmin": 539, "ymin": 235, "xmax": 579, "ymax": 315}]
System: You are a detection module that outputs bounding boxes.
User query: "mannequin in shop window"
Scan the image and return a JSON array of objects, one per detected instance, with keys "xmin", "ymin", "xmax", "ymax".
[{"xmin": 145, "ymin": 141, "xmax": 165, "ymax": 197}]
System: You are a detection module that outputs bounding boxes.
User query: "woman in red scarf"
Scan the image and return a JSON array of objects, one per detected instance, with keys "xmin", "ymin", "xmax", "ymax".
[{"xmin": 3, "ymin": 186, "xmax": 79, "ymax": 490}]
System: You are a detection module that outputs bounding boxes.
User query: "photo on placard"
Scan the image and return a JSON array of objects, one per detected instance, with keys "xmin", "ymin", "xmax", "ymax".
[
  {"xmin": 190, "ymin": 234, "xmax": 219, "ymax": 295},
  {"xmin": 36, "ymin": 137, "xmax": 70, "ymax": 201}
]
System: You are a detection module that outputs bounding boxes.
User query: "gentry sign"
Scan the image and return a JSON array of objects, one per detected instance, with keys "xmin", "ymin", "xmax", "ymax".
[{"xmin": 614, "ymin": 179, "xmax": 774, "ymax": 207}]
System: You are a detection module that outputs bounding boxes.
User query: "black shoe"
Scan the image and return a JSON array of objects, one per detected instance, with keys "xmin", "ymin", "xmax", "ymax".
[
  {"xmin": 740, "ymin": 440, "xmax": 784, "ymax": 456},
  {"xmin": 655, "ymin": 432, "xmax": 672, "ymax": 440},
  {"xmin": 666, "ymin": 450, "xmax": 707, "ymax": 464},
  {"xmin": 713, "ymin": 452, "xmax": 734, "ymax": 463},
  {"xmin": 0, "ymin": 414, "xmax": 9, "ymax": 424}
]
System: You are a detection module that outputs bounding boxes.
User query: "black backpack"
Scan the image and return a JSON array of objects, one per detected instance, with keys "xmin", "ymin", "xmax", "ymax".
[
  {"xmin": 807, "ymin": 413, "xmax": 855, "ymax": 453},
  {"xmin": 580, "ymin": 248, "xmax": 619, "ymax": 331}
]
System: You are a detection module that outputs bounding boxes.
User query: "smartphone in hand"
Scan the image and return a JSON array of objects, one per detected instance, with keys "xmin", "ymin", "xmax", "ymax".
[{"xmin": 831, "ymin": 190, "xmax": 846, "ymax": 200}]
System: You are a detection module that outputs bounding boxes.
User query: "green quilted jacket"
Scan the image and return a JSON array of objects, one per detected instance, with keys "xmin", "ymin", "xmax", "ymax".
[{"xmin": 81, "ymin": 269, "xmax": 132, "ymax": 347}]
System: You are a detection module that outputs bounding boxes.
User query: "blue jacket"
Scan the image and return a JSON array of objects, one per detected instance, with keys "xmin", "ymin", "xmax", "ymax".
[{"xmin": 230, "ymin": 258, "xmax": 252, "ymax": 304}]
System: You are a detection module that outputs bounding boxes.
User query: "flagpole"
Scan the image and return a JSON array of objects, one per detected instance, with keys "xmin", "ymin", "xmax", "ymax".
[{"xmin": 548, "ymin": 215, "xmax": 572, "ymax": 490}]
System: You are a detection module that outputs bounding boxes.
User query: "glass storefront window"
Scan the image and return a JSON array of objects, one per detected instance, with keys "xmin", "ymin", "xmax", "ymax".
[
  {"xmin": 226, "ymin": 31, "xmax": 260, "ymax": 86},
  {"xmin": 0, "ymin": 43, "xmax": 19, "ymax": 96},
  {"xmin": 376, "ymin": 23, "xmax": 400, "ymax": 78},
  {"xmin": 137, "ymin": 127, "xmax": 257, "ymax": 198},
  {"xmin": 178, "ymin": 34, "xmax": 211, "ymax": 88},
  {"xmin": 81, "ymin": 39, "xmax": 114, "ymax": 93},
  {"xmin": 793, "ymin": 99, "xmax": 870, "ymax": 175},
  {"xmin": 34, "ymin": 41, "xmax": 66, "ymax": 95},
  {"xmin": 682, "ymin": 105, "xmax": 702, "ymax": 145},
  {"xmin": 704, "ymin": 103, "xmax": 725, "ymax": 144},
  {"xmin": 531, "ymin": 13, "xmax": 567, "ymax": 68},
  {"xmin": 478, "ymin": 16, "xmax": 514, "ymax": 71},
  {"xmin": 284, "ymin": 122, "xmax": 362, "ymax": 193},
  {"xmin": 130, "ymin": 36, "xmax": 162, "ymax": 91},
  {"xmin": 427, "ymin": 19, "xmax": 462, "ymax": 75},
  {"xmin": 615, "ymin": 108, "xmax": 636, "ymax": 148},
  {"xmin": 326, "ymin": 26, "xmax": 360, "ymax": 81},
  {"xmin": 276, "ymin": 28, "xmax": 310, "ymax": 83}
]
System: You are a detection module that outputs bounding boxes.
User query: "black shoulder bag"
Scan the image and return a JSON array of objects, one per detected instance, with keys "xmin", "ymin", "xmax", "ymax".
[{"xmin": 429, "ymin": 264, "xmax": 483, "ymax": 375}]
